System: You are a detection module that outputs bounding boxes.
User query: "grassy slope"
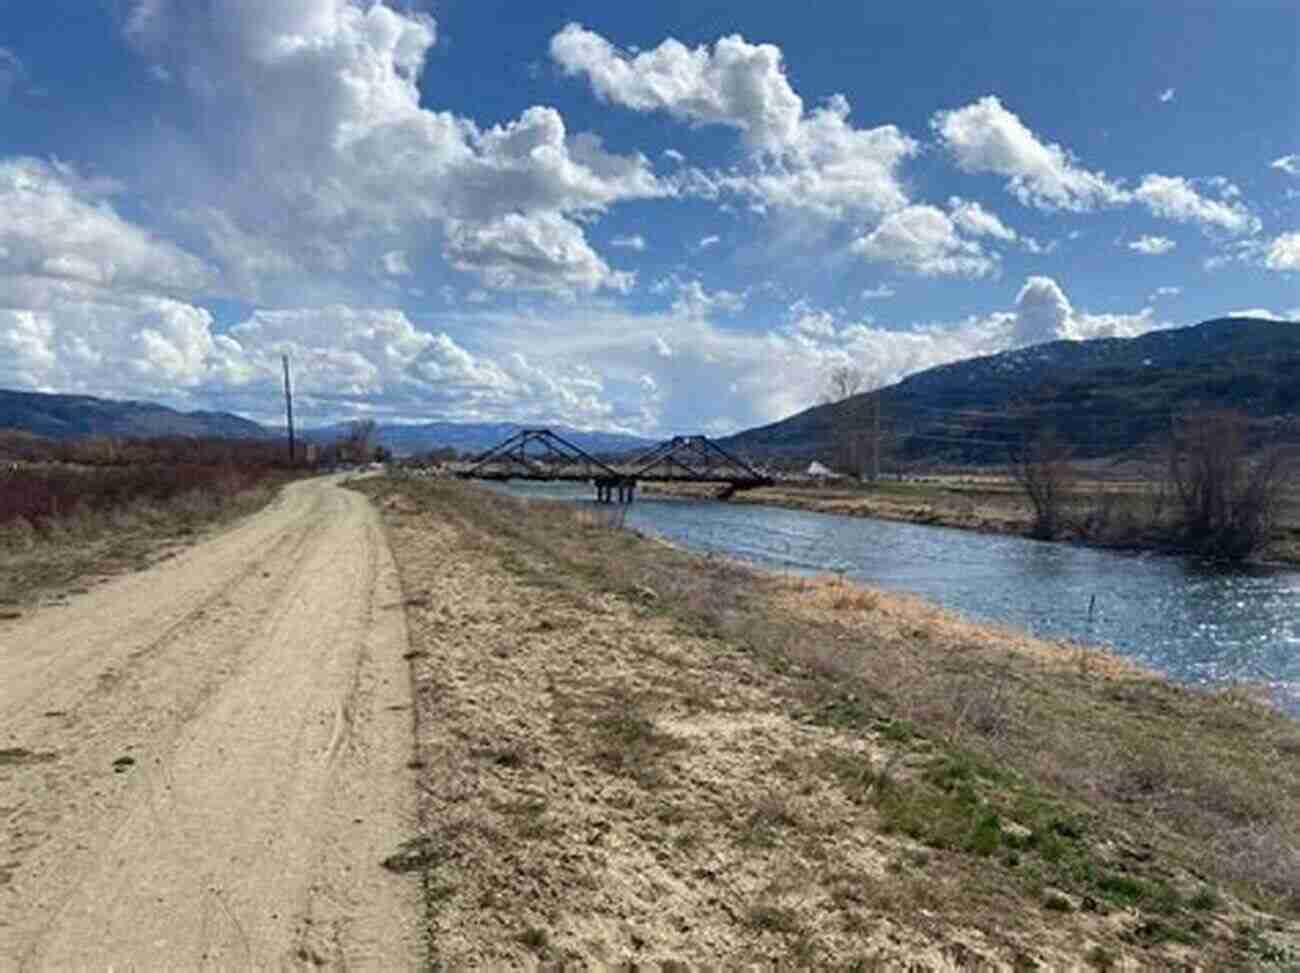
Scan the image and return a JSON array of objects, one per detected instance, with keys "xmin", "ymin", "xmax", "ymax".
[{"xmin": 360, "ymin": 476, "xmax": 1299, "ymax": 969}]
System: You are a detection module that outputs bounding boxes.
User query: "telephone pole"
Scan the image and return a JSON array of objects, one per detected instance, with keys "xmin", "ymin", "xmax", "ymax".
[
  {"xmin": 871, "ymin": 391, "xmax": 881, "ymax": 481},
  {"xmin": 282, "ymin": 354, "xmax": 296, "ymax": 464}
]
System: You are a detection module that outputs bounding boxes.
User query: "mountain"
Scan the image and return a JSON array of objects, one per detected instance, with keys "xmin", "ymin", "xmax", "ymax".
[
  {"xmin": 0, "ymin": 389, "xmax": 269, "ymax": 441},
  {"xmin": 722, "ymin": 317, "xmax": 1300, "ymax": 465},
  {"xmin": 300, "ymin": 421, "xmax": 654, "ymax": 457},
  {"xmin": 0, "ymin": 388, "xmax": 653, "ymax": 457}
]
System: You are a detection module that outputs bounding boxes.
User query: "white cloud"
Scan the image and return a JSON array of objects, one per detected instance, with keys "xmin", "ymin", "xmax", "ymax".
[
  {"xmin": 1006, "ymin": 275, "xmax": 1155, "ymax": 346},
  {"xmin": 861, "ymin": 285, "xmax": 895, "ymax": 299},
  {"xmin": 122, "ymin": 2, "xmax": 665, "ymax": 297},
  {"xmin": 610, "ymin": 234, "xmax": 646, "ymax": 250},
  {"xmin": 1150, "ymin": 285, "xmax": 1181, "ymax": 299},
  {"xmin": 1158, "ymin": 88, "xmax": 1175, "ymax": 103},
  {"xmin": 551, "ymin": 24, "xmax": 804, "ymax": 151},
  {"xmin": 381, "ymin": 250, "xmax": 411, "ymax": 276},
  {"xmin": 443, "ymin": 212, "xmax": 634, "ymax": 295},
  {"xmin": 1226, "ymin": 307, "xmax": 1300, "ymax": 322},
  {"xmin": 1264, "ymin": 232, "xmax": 1300, "ymax": 271},
  {"xmin": 1132, "ymin": 174, "xmax": 1260, "ymax": 236},
  {"xmin": 1127, "ymin": 234, "xmax": 1176, "ymax": 255},
  {"xmin": 698, "ymin": 234, "xmax": 721, "ymax": 249},
  {"xmin": 1270, "ymin": 154, "xmax": 1299, "ymax": 177},
  {"xmin": 668, "ymin": 279, "xmax": 746, "ymax": 317},
  {"xmin": 551, "ymin": 24, "xmax": 917, "ymax": 218},
  {"xmin": 932, "ymin": 96, "xmax": 1127, "ymax": 211},
  {"xmin": 851, "ymin": 205, "xmax": 998, "ymax": 278},
  {"xmin": 947, "ymin": 196, "xmax": 1018, "ymax": 240},
  {"xmin": 0, "ymin": 157, "xmax": 213, "ymax": 296}
]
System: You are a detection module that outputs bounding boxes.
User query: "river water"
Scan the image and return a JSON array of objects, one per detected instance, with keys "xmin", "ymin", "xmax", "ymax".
[{"xmin": 491, "ymin": 482, "xmax": 1300, "ymax": 715}]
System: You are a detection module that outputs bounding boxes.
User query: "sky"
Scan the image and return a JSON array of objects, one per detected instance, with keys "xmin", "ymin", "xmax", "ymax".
[{"xmin": 0, "ymin": 0, "xmax": 1297, "ymax": 434}]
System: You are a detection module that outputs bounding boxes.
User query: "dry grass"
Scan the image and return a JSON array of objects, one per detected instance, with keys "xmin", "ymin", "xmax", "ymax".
[
  {"xmin": 358, "ymin": 477, "xmax": 1300, "ymax": 968},
  {"xmin": 0, "ymin": 476, "xmax": 290, "ymax": 607}
]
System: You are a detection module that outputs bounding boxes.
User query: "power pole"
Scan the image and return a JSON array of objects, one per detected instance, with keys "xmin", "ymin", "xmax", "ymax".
[
  {"xmin": 871, "ymin": 391, "xmax": 881, "ymax": 481},
  {"xmin": 282, "ymin": 354, "xmax": 296, "ymax": 464}
]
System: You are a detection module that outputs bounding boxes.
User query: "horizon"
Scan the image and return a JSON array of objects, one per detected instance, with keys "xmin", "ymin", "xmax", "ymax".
[{"xmin": 1, "ymin": 1, "xmax": 1297, "ymax": 434}]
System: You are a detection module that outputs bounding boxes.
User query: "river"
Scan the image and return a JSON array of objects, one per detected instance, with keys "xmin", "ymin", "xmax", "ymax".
[{"xmin": 491, "ymin": 482, "xmax": 1300, "ymax": 715}]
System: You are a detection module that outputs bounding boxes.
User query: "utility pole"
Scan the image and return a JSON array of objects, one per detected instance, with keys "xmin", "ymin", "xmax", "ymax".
[
  {"xmin": 282, "ymin": 354, "xmax": 296, "ymax": 464},
  {"xmin": 871, "ymin": 391, "xmax": 881, "ymax": 481}
]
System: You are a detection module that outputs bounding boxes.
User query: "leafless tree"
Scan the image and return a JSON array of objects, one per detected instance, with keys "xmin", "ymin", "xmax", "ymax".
[
  {"xmin": 821, "ymin": 366, "xmax": 886, "ymax": 480},
  {"xmin": 345, "ymin": 419, "xmax": 377, "ymax": 464},
  {"xmin": 822, "ymin": 365, "xmax": 865, "ymax": 404},
  {"xmin": 1009, "ymin": 422, "xmax": 1074, "ymax": 539},
  {"xmin": 1167, "ymin": 410, "xmax": 1292, "ymax": 558}
]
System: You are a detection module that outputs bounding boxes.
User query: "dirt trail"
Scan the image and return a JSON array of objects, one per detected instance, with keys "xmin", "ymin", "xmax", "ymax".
[{"xmin": 0, "ymin": 476, "xmax": 421, "ymax": 969}]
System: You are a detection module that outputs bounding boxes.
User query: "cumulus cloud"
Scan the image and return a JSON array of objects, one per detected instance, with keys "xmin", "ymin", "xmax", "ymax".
[
  {"xmin": 1150, "ymin": 285, "xmax": 1181, "ymax": 299},
  {"xmin": 666, "ymin": 278, "xmax": 747, "ymax": 317},
  {"xmin": 1158, "ymin": 88, "xmax": 1176, "ymax": 103},
  {"xmin": 947, "ymin": 196, "xmax": 1018, "ymax": 241},
  {"xmin": 1271, "ymin": 154, "xmax": 1300, "ymax": 177},
  {"xmin": 381, "ymin": 250, "xmax": 411, "ymax": 276},
  {"xmin": 1264, "ymin": 232, "xmax": 1300, "ymax": 271},
  {"xmin": 1127, "ymin": 235, "xmax": 1176, "ymax": 255},
  {"xmin": 0, "ymin": 158, "xmax": 213, "ymax": 296},
  {"xmin": 932, "ymin": 96, "xmax": 1127, "ymax": 211},
  {"xmin": 610, "ymin": 234, "xmax": 646, "ymax": 250},
  {"xmin": 551, "ymin": 24, "xmax": 917, "ymax": 218},
  {"xmin": 1226, "ymin": 307, "xmax": 1300, "ymax": 322},
  {"xmin": 1132, "ymin": 174, "xmax": 1259, "ymax": 236},
  {"xmin": 851, "ymin": 205, "xmax": 998, "ymax": 278},
  {"xmin": 861, "ymin": 284, "xmax": 895, "ymax": 299},
  {"xmin": 443, "ymin": 212, "xmax": 634, "ymax": 295},
  {"xmin": 122, "ymin": 1, "xmax": 664, "ymax": 297},
  {"xmin": 1006, "ymin": 276, "xmax": 1154, "ymax": 346}
]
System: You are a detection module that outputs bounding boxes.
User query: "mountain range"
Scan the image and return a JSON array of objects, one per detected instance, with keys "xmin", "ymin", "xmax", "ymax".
[
  {"xmin": 4, "ymin": 316, "xmax": 1297, "ymax": 465},
  {"xmin": 721, "ymin": 316, "xmax": 1300, "ymax": 465},
  {"xmin": 0, "ymin": 389, "xmax": 653, "ymax": 457}
]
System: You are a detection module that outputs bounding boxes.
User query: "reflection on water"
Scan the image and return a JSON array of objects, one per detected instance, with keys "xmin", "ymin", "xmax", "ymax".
[{"xmin": 491, "ymin": 481, "xmax": 1300, "ymax": 714}]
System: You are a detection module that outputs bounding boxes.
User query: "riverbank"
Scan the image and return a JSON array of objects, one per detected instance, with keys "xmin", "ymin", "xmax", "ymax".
[
  {"xmin": 644, "ymin": 478, "xmax": 1300, "ymax": 566},
  {"xmin": 356, "ymin": 475, "xmax": 1298, "ymax": 968}
]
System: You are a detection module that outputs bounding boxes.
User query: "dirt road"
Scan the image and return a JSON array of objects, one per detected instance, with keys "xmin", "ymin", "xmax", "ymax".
[{"xmin": 0, "ymin": 476, "xmax": 421, "ymax": 969}]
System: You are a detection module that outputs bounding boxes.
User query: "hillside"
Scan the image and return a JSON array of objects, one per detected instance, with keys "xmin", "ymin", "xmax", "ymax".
[
  {"xmin": 0, "ymin": 388, "xmax": 652, "ymax": 457},
  {"xmin": 0, "ymin": 389, "xmax": 268, "ymax": 441},
  {"xmin": 298, "ymin": 420, "xmax": 654, "ymax": 457},
  {"xmin": 723, "ymin": 317, "xmax": 1300, "ymax": 465}
]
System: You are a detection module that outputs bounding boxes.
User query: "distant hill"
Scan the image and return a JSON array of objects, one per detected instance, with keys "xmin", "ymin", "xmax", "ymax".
[
  {"xmin": 0, "ymin": 388, "xmax": 654, "ymax": 457},
  {"xmin": 299, "ymin": 421, "xmax": 654, "ymax": 457},
  {"xmin": 722, "ymin": 317, "xmax": 1300, "ymax": 466},
  {"xmin": 0, "ymin": 389, "xmax": 269, "ymax": 441}
]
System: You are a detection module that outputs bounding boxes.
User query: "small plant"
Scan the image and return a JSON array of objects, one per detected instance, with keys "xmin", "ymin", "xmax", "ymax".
[{"xmin": 517, "ymin": 926, "xmax": 550, "ymax": 953}]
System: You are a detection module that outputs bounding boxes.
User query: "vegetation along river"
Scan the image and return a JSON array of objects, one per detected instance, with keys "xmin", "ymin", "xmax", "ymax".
[{"xmin": 492, "ymin": 481, "xmax": 1300, "ymax": 716}]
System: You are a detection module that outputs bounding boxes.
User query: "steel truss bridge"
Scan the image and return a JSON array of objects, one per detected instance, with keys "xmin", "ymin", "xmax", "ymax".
[{"xmin": 455, "ymin": 428, "xmax": 772, "ymax": 503}]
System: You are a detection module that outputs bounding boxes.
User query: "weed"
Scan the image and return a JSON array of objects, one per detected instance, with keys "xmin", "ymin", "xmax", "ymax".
[{"xmin": 517, "ymin": 926, "xmax": 550, "ymax": 953}]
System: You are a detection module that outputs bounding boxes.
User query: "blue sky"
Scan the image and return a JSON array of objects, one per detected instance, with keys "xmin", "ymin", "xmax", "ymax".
[{"xmin": 1, "ymin": 0, "xmax": 1296, "ymax": 433}]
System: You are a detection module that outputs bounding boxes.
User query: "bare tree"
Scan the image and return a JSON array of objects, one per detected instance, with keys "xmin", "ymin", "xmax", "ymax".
[
  {"xmin": 823, "ymin": 365, "xmax": 865, "ymax": 404},
  {"xmin": 345, "ymin": 419, "xmax": 377, "ymax": 464},
  {"xmin": 821, "ymin": 366, "xmax": 887, "ymax": 480},
  {"xmin": 1167, "ymin": 410, "xmax": 1291, "ymax": 558},
  {"xmin": 1010, "ymin": 422, "xmax": 1074, "ymax": 539}
]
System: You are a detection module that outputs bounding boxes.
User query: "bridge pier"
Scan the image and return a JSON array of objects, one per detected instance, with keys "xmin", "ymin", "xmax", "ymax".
[{"xmin": 594, "ymin": 479, "xmax": 636, "ymax": 504}]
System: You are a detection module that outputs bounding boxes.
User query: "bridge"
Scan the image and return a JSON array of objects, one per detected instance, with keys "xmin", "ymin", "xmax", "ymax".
[{"xmin": 455, "ymin": 428, "xmax": 773, "ymax": 503}]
